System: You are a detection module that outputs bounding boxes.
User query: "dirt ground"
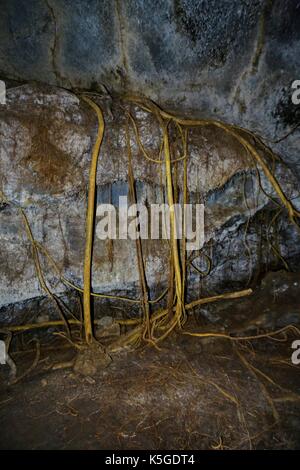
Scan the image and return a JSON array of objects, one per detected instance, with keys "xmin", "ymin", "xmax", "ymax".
[{"xmin": 0, "ymin": 314, "xmax": 300, "ymax": 450}]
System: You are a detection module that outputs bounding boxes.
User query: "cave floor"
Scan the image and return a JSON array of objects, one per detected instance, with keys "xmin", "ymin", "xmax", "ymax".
[{"xmin": 0, "ymin": 313, "xmax": 300, "ymax": 450}]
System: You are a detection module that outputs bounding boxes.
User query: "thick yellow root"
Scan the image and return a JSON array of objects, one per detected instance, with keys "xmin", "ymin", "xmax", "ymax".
[{"xmin": 2, "ymin": 94, "xmax": 299, "ymax": 352}]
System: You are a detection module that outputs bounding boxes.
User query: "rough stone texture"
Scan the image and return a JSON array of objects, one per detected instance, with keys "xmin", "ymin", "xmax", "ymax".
[
  {"xmin": 0, "ymin": 84, "xmax": 299, "ymax": 324},
  {"xmin": 0, "ymin": 1, "xmax": 300, "ymax": 323},
  {"xmin": 1, "ymin": 1, "xmax": 299, "ymax": 172},
  {"xmin": 0, "ymin": 84, "xmax": 251, "ymax": 308}
]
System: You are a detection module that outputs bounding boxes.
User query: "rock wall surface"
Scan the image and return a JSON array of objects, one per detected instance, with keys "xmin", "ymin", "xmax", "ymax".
[
  {"xmin": 0, "ymin": 84, "xmax": 299, "ymax": 324},
  {"xmin": 1, "ymin": 1, "xmax": 299, "ymax": 154},
  {"xmin": 0, "ymin": 1, "xmax": 300, "ymax": 323}
]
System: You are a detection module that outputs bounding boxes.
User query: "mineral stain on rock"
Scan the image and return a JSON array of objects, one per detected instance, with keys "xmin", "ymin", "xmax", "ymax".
[
  {"xmin": 21, "ymin": 124, "xmax": 79, "ymax": 194},
  {"xmin": 0, "ymin": 0, "xmax": 300, "ymax": 451}
]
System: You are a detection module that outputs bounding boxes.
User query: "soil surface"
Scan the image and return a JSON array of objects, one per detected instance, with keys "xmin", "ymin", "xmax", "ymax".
[{"xmin": 0, "ymin": 313, "xmax": 300, "ymax": 449}]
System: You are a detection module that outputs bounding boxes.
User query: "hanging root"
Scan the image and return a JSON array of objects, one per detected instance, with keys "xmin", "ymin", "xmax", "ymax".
[
  {"xmin": 125, "ymin": 119, "xmax": 151, "ymax": 340},
  {"xmin": 108, "ymin": 288, "xmax": 253, "ymax": 351},
  {"xmin": 0, "ymin": 191, "xmax": 71, "ymax": 338},
  {"xmin": 81, "ymin": 95, "xmax": 105, "ymax": 345},
  {"xmin": 1, "ymin": 94, "xmax": 299, "ymax": 351}
]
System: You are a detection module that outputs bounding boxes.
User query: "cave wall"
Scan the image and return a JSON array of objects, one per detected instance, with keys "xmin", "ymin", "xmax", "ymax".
[
  {"xmin": 1, "ymin": 2, "xmax": 300, "ymax": 133},
  {"xmin": 0, "ymin": 0, "xmax": 300, "ymax": 323},
  {"xmin": 0, "ymin": 83, "xmax": 299, "ymax": 324}
]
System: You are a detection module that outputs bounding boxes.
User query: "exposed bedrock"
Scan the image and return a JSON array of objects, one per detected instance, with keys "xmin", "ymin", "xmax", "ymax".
[
  {"xmin": 1, "ymin": 0, "xmax": 300, "ymax": 324},
  {"xmin": 0, "ymin": 84, "xmax": 299, "ymax": 324},
  {"xmin": 1, "ymin": 1, "xmax": 300, "ymax": 172}
]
